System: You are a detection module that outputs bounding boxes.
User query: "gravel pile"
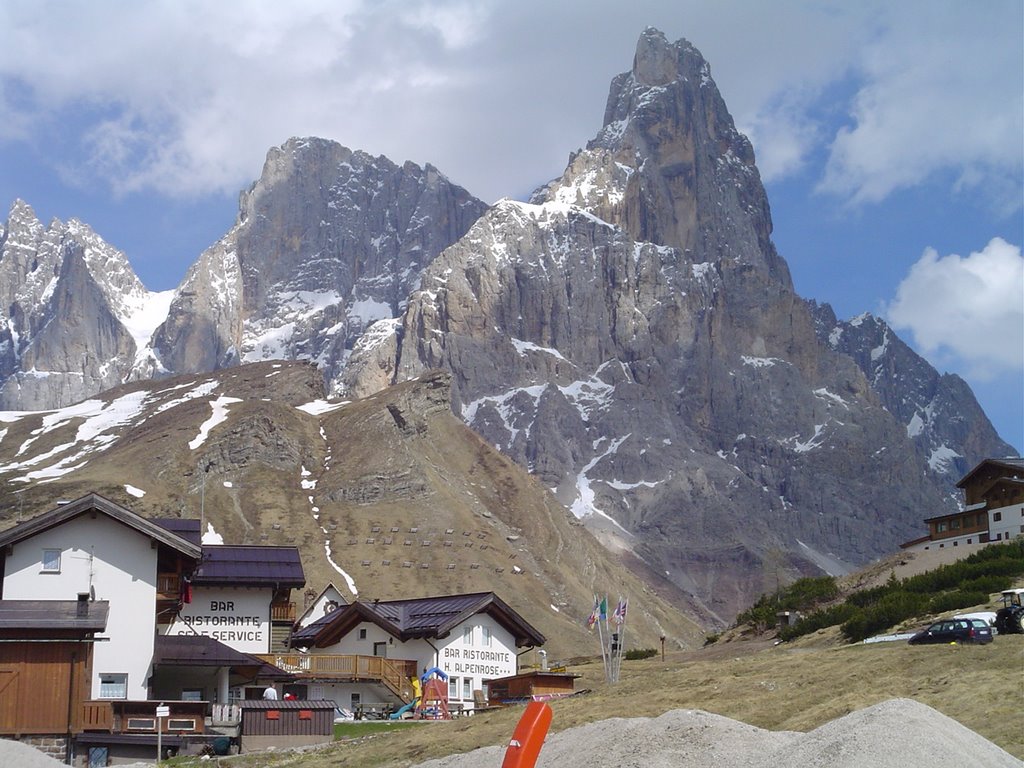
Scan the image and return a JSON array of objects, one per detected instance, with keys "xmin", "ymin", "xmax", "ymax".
[
  {"xmin": 0, "ymin": 739, "xmax": 67, "ymax": 768},
  {"xmin": 4, "ymin": 699, "xmax": 1018, "ymax": 767},
  {"xmin": 413, "ymin": 698, "xmax": 1022, "ymax": 768}
]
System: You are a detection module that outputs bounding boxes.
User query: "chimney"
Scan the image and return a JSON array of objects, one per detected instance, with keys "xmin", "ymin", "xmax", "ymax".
[{"xmin": 77, "ymin": 592, "xmax": 90, "ymax": 618}]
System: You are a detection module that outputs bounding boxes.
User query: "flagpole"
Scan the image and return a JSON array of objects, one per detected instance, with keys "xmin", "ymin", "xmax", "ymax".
[
  {"xmin": 610, "ymin": 596, "xmax": 627, "ymax": 683},
  {"xmin": 614, "ymin": 615, "xmax": 626, "ymax": 682}
]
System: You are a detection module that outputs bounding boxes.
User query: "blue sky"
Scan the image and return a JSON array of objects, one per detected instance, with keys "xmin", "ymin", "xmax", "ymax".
[{"xmin": 0, "ymin": 1, "xmax": 1021, "ymax": 452}]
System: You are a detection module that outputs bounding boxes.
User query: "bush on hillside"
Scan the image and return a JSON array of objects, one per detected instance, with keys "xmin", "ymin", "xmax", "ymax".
[
  {"xmin": 624, "ymin": 648, "xmax": 658, "ymax": 660},
  {"xmin": 735, "ymin": 576, "xmax": 839, "ymax": 632},
  {"xmin": 778, "ymin": 603, "xmax": 859, "ymax": 641},
  {"xmin": 926, "ymin": 590, "xmax": 989, "ymax": 615},
  {"xmin": 762, "ymin": 541, "xmax": 1024, "ymax": 643},
  {"xmin": 841, "ymin": 591, "xmax": 930, "ymax": 642}
]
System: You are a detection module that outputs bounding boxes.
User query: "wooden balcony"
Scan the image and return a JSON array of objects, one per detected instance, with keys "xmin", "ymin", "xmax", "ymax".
[
  {"xmin": 157, "ymin": 573, "xmax": 180, "ymax": 598},
  {"xmin": 80, "ymin": 701, "xmax": 113, "ymax": 732},
  {"xmin": 79, "ymin": 700, "xmax": 207, "ymax": 734},
  {"xmin": 255, "ymin": 653, "xmax": 419, "ymax": 702},
  {"xmin": 270, "ymin": 601, "xmax": 296, "ymax": 622}
]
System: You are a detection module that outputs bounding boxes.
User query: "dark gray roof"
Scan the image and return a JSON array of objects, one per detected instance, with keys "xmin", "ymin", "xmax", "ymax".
[
  {"xmin": 294, "ymin": 591, "xmax": 545, "ymax": 649},
  {"xmin": 192, "ymin": 545, "xmax": 305, "ymax": 588},
  {"xmin": 0, "ymin": 599, "xmax": 109, "ymax": 632},
  {"xmin": 956, "ymin": 458, "xmax": 1024, "ymax": 488},
  {"xmin": 153, "ymin": 518, "xmax": 202, "ymax": 546},
  {"xmin": 153, "ymin": 634, "xmax": 292, "ymax": 679},
  {"xmin": 240, "ymin": 699, "xmax": 335, "ymax": 710},
  {"xmin": 0, "ymin": 493, "xmax": 201, "ymax": 560}
]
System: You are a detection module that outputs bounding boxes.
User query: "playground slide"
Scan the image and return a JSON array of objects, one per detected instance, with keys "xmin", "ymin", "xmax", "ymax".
[{"xmin": 389, "ymin": 700, "xmax": 417, "ymax": 720}]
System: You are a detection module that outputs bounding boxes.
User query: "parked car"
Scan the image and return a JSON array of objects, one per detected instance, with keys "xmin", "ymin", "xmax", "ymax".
[{"xmin": 907, "ymin": 618, "xmax": 993, "ymax": 645}]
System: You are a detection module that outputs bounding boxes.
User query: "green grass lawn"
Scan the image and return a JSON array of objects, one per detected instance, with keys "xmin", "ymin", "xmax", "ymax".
[{"xmin": 334, "ymin": 720, "xmax": 425, "ymax": 740}]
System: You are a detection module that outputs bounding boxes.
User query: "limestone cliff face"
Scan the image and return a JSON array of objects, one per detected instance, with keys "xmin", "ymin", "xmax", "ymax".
[
  {"xmin": 141, "ymin": 233, "xmax": 243, "ymax": 377},
  {"xmin": 532, "ymin": 28, "xmax": 789, "ymax": 284},
  {"xmin": 0, "ymin": 201, "xmax": 146, "ymax": 409},
  {"xmin": 344, "ymin": 30, "xmax": 1008, "ymax": 619},
  {"xmin": 144, "ymin": 138, "xmax": 488, "ymax": 386}
]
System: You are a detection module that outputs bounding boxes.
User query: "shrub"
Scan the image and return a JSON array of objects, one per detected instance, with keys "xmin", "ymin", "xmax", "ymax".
[
  {"xmin": 744, "ymin": 540, "xmax": 1024, "ymax": 643},
  {"xmin": 624, "ymin": 648, "xmax": 658, "ymax": 660},
  {"xmin": 842, "ymin": 591, "xmax": 928, "ymax": 642},
  {"xmin": 927, "ymin": 590, "xmax": 989, "ymax": 615},
  {"xmin": 778, "ymin": 603, "xmax": 859, "ymax": 641}
]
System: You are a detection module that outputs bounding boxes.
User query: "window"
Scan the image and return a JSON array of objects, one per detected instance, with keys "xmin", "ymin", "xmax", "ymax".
[
  {"xmin": 41, "ymin": 549, "xmax": 61, "ymax": 573},
  {"xmin": 481, "ymin": 626, "xmax": 491, "ymax": 647},
  {"xmin": 99, "ymin": 673, "xmax": 128, "ymax": 699},
  {"xmin": 358, "ymin": 628, "xmax": 367, "ymax": 640},
  {"xmin": 350, "ymin": 693, "xmax": 361, "ymax": 709},
  {"xmin": 181, "ymin": 689, "xmax": 203, "ymax": 701},
  {"xmin": 168, "ymin": 719, "xmax": 197, "ymax": 731},
  {"xmin": 448, "ymin": 677, "xmax": 459, "ymax": 699},
  {"xmin": 993, "ymin": 511, "xmax": 1002, "ymax": 522},
  {"xmin": 936, "ymin": 522, "xmax": 947, "ymax": 532},
  {"xmin": 463, "ymin": 626, "xmax": 473, "ymax": 644},
  {"xmin": 462, "ymin": 677, "xmax": 471, "ymax": 700},
  {"xmin": 126, "ymin": 718, "xmax": 155, "ymax": 731},
  {"xmin": 950, "ymin": 519, "xmax": 960, "ymax": 530}
]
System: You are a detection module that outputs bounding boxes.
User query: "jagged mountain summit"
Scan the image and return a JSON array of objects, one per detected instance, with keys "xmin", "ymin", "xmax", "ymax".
[
  {"xmin": 0, "ymin": 199, "xmax": 172, "ymax": 410},
  {"xmin": 341, "ymin": 28, "xmax": 1015, "ymax": 617},
  {"xmin": 0, "ymin": 141, "xmax": 487, "ymax": 408},
  {"xmin": 0, "ymin": 29, "xmax": 1014, "ymax": 620}
]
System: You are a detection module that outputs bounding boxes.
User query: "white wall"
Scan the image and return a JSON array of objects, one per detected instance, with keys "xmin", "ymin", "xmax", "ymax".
[
  {"xmin": 305, "ymin": 681, "xmax": 395, "ymax": 713},
  {"xmin": 300, "ymin": 614, "xmax": 520, "ymax": 711},
  {"xmin": 2, "ymin": 514, "xmax": 158, "ymax": 700},
  {"xmin": 164, "ymin": 587, "xmax": 271, "ymax": 654},
  {"xmin": 297, "ymin": 586, "xmax": 345, "ymax": 629},
  {"xmin": 437, "ymin": 615, "xmax": 517, "ymax": 707},
  {"xmin": 989, "ymin": 503, "xmax": 1024, "ymax": 543}
]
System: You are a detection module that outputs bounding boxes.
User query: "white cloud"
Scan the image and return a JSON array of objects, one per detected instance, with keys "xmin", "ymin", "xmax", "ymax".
[
  {"xmin": 0, "ymin": 1, "xmax": 1019, "ymax": 210},
  {"xmin": 818, "ymin": 5, "xmax": 1023, "ymax": 210},
  {"xmin": 886, "ymin": 238, "xmax": 1024, "ymax": 379}
]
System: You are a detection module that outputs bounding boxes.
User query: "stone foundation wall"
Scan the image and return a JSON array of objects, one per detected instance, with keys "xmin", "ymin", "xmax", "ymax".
[{"xmin": 2, "ymin": 734, "xmax": 68, "ymax": 762}]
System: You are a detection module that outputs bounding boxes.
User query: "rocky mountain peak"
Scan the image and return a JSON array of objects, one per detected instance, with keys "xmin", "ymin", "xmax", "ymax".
[
  {"xmin": 533, "ymin": 31, "xmax": 789, "ymax": 286},
  {"xmin": 631, "ymin": 26, "xmax": 695, "ymax": 87}
]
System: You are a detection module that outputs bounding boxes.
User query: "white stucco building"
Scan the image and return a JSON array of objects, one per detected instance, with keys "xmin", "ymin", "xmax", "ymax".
[{"xmin": 287, "ymin": 592, "xmax": 544, "ymax": 714}]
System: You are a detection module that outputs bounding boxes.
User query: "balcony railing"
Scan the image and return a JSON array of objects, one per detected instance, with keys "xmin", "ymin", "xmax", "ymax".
[
  {"xmin": 255, "ymin": 653, "xmax": 418, "ymax": 702},
  {"xmin": 81, "ymin": 701, "xmax": 113, "ymax": 732},
  {"xmin": 270, "ymin": 602, "xmax": 296, "ymax": 622},
  {"xmin": 157, "ymin": 573, "xmax": 180, "ymax": 597},
  {"xmin": 79, "ymin": 700, "xmax": 207, "ymax": 734}
]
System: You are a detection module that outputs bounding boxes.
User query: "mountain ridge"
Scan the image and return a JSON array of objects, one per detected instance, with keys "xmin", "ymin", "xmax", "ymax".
[{"xmin": 0, "ymin": 28, "xmax": 1015, "ymax": 620}]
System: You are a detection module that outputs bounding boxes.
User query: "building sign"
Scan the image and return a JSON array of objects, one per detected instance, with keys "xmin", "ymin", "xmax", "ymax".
[
  {"xmin": 441, "ymin": 645, "xmax": 514, "ymax": 677},
  {"xmin": 167, "ymin": 588, "xmax": 270, "ymax": 654}
]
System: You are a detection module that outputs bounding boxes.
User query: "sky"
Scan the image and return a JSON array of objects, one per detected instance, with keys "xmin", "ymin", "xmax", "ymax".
[{"xmin": 0, "ymin": 0, "xmax": 1021, "ymax": 453}]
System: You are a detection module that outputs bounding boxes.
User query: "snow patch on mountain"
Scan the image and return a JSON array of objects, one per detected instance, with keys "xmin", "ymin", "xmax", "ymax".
[{"xmin": 188, "ymin": 396, "xmax": 243, "ymax": 450}]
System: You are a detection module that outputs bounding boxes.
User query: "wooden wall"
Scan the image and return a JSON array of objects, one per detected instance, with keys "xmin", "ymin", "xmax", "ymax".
[{"xmin": 0, "ymin": 640, "xmax": 90, "ymax": 735}]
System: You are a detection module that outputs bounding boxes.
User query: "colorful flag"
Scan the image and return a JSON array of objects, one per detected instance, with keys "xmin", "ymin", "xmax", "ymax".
[
  {"xmin": 613, "ymin": 597, "xmax": 628, "ymax": 625},
  {"xmin": 598, "ymin": 596, "xmax": 608, "ymax": 621},
  {"xmin": 586, "ymin": 596, "xmax": 600, "ymax": 629}
]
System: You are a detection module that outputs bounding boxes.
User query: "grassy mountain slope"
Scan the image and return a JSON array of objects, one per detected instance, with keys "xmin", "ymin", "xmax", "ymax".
[{"xmin": 0, "ymin": 361, "xmax": 704, "ymax": 657}]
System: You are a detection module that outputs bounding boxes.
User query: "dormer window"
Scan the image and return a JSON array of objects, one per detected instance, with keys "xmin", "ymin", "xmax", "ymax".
[{"xmin": 41, "ymin": 549, "xmax": 61, "ymax": 573}]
